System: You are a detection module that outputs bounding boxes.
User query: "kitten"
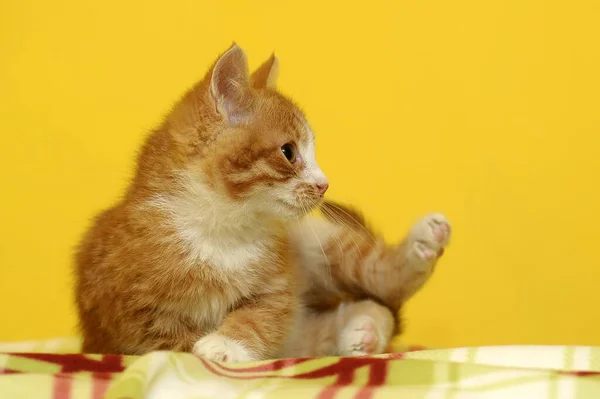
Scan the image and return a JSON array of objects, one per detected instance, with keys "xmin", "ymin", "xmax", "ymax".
[{"xmin": 74, "ymin": 44, "xmax": 451, "ymax": 361}]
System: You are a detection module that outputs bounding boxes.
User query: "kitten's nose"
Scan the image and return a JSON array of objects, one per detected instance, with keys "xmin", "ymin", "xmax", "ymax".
[{"xmin": 316, "ymin": 181, "xmax": 329, "ymax": 196}]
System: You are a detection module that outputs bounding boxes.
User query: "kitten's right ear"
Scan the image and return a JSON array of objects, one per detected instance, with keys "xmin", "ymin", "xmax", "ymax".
[
  {"xmin": 250, "ymin": 53, "xmax": 279, "ymax": 89},
  {"xmin": 209, "ymin": 44, "xmax": 252, "ymax": 124}
]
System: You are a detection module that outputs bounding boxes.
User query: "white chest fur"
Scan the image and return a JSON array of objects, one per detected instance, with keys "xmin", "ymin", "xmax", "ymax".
[
  {"xmin": 146, "ymin": 173, "xmax": 277, "ymax": 271},
  {"xmin": 143, "ymin": 172, "xmax": 290, "ymax": 330},
  {"xmin": 177, "ymin": 219, "xmax": 272, "ymax": 270}
]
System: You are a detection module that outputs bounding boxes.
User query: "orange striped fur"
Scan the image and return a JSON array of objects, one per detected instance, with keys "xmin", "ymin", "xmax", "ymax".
[{"xmin": 74, "ymin": 44, "xmax": 451, "ymax": 361}]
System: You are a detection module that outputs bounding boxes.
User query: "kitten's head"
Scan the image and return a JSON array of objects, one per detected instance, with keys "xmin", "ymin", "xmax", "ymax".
[{"xmin": 167, "ymin": 44, "xmax": 328, "ymax": 220}]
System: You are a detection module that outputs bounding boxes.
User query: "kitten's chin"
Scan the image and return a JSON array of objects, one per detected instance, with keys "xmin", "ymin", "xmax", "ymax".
[{"xmin": 274, "ymin": 198, "xmax": 322, "ymax": 220}]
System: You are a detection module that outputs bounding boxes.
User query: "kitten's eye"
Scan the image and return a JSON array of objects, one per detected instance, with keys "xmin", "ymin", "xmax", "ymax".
[{"xmin": 281, "ymin": 143, "xmax": 297, "ymax": 163}]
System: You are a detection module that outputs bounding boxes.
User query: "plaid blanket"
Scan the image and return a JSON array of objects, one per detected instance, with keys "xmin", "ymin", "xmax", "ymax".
[{"xmin": 1, "ymin": 338, "xmax": 599, "ymax": 398}]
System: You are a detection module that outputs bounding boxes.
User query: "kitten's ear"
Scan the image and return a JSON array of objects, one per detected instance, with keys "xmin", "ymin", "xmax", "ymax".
[
  {"xmin": 250, "ymin": 53, "xmax": 279, "ymax": 89},
  {"xmin": 210, "ymin": 43, "xmax": 252, "ymax": 123}
]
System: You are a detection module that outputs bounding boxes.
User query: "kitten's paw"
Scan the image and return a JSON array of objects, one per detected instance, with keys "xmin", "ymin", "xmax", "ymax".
[
  {"xmin": 338, "ymin": 315, "xmax": 385, "ymax": 357},
  {"xmin": 193, "ymin": 334, "xmax": 255, "ymax": 363},
  {"xmin": 407, "ymin": 214, "xmax": 451, "ymax": 266}
]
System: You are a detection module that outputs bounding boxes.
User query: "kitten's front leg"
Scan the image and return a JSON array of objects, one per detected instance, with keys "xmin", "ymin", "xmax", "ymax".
[
  {"xmin": 387, "ymin": 214, "xmax": 451, "ymax": 308},
  {"xmin": 193, "ymin": 287, "xmax": 295, "ymax": 362}
]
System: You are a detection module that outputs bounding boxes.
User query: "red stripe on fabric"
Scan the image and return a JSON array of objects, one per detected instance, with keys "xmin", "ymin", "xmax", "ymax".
[
  {"xmin": 208, "ymin": 357, "xmax": 355, "ymax": 380},
  {"xmin": 558, "ymin": 370, "xmax": 600, "ymax": 377},
  {"xmin": 199, "ymin": 358, "xmax": 234, "ymax": 378},
  {"xmin": 355, "ymin": 361, "xmax": 388, "ymax": 399},
  {"xmin": 0, "ymin": 368, "xmax": 20, "ymax": 374},
  {"xmin": 52, "ymin": 373, "xmax": 72, "ymax": 399},
  {"xmin": 200, "ymin": 357, "xmax": 317, "ymax": 381},
  {"xmin": 387, "ymin": 352, "xmax": 404, "ymax": 359},
  {"xmin": 210, "ymin": 357, "xmax": 312, "ymax": 373},
  {"xmin": 91, "ymin": 372, "xmax": 115, "ymax": 399},
  {"xmin": 292, "ymin": 358, "xmax": 381, "ymax": 380},
  {"xmin": 316, "ymin": 364, "xmax": 356, "ymax": 399},
  {"xmin": 200, "ymin": 355, "xmax": 396, "ymax": 383},
  {"xmin": 13, "ymin": 353, "xmax": 125, "ymax": 373},
  {"xmin": 207, "ymin": 354, "xmax": 403, "ymax": 376}
]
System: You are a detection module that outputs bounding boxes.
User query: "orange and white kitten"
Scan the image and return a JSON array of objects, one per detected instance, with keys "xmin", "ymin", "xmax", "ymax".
[{"xmin": 75, "ymin": 44, "xmax": 451, "ymax": 361}]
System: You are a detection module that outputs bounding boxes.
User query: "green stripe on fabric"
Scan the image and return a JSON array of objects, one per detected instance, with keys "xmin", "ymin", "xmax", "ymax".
[
  {"xmin": 548, "ymin": 373, "xmax": 558, "ymax": 399},
  {"xmin": 456, "ymin": 361, "xmax": 504, "ymax": 381},
  {"xmin": 404, "ymin": 348, "xmax": 453, "ymax": 362},
  {"xmin": 0, "ymin": 374, "xmax": 55, "ymax": 399},
  {"xmin": 574, "ymin": 376, "xmax": 600, "ymax": 399},
  {"xmin": 589, "ymin": 347, "xmax": 600, "ymax": 372},
  {"xmin": 5, "ymin": 355, "xmax": 62, "ymax": 374},
  {"xmin": 449, "ymin": 373, "xmax": 550, "ymax": 393},
  {"xmin": 564, "ymin": 346, "xmax": 575, "ymax": 371},
  {"xmin": 387, "ymin": 358, "xmax": 437, "ymax": 385},
  {"xmin": 466, "ymin": 347, "xmax": 477, "ymax": 363}
]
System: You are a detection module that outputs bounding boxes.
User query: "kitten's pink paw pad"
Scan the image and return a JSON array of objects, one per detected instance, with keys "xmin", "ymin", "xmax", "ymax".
[
  {"xmin": 360, "ymin": 331, "xmax": 377, "ymax": 352},
  {"xmin": 408, "ymin": 214, "xmax": 451, "ymax": 265},
  {"xmin": 414, "ymin": 242, "xmax": 437, "ymax": 261},
  {"xmin": 339, "ymin": 316, "xmax": 383, "ymax": 357}
]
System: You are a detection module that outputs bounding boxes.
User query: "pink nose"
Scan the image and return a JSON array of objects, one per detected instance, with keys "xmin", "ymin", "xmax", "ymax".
[{"xmin": 316, "ymin": 182, "xmax": 329, "ymax": 196}]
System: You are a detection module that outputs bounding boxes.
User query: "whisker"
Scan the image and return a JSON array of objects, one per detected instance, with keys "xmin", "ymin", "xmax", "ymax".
[
  {"xmin": 316, "ymin": 210, "xmax": 346, "ymax": 262},
  {"xmin": 300, "ymin": 198, "xmax": 333, "ymax": 286},
  {"xmin": 321, "ymin": 201, "xmax": 378, "ymax": 244},
  {"xmin": 321, "ymin": 207, "xmax": 366, "ymax": 264}
]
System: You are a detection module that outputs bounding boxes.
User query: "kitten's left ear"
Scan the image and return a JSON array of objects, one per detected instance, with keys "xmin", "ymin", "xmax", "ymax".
[
  {"xmin": 210, "ymin": 43, "xmax": 253, "ymax": 124},
  {"xmin": 250, "ymin": 53, "xmax": 279, "ymax": 89}
]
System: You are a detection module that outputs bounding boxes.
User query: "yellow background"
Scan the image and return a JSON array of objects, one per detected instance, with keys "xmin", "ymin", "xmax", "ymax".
[{"xmin": 1, "ymin": 0, "xmax": 599, "ymax": 347}]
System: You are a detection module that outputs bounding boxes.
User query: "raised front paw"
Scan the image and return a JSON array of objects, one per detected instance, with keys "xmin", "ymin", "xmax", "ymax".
[
  {"xmin": 193, "ymin": 333, "xmax": 255, "ymax": 363},
  {"xmin": 407, "ymin": 213, "xmax": 451, "ymax": 264}
]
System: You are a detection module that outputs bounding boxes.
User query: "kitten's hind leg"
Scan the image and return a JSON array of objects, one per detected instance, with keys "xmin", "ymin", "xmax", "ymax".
[
  {"xmin": 283, "ymin": 300, "xmax": 395, "ymax": 358},
  {"xmin": 337, "ymin": 299, "xmax": 395, "ymax": 357}
]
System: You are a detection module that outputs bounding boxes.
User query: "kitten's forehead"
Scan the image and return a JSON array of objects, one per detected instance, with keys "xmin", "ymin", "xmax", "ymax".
[
  {"xmin": 253, "ymin": 95, "xmax": 313, "ymax": 144},
  {"xmin": 290, "ymin": 110, "xmax": 313, "ymax": 143}
]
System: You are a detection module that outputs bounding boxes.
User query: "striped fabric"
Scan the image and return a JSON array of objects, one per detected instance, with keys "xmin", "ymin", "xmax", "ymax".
[{"xmin": 1, "ymin": 338, "xmax": 600, "ymax": 398}]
